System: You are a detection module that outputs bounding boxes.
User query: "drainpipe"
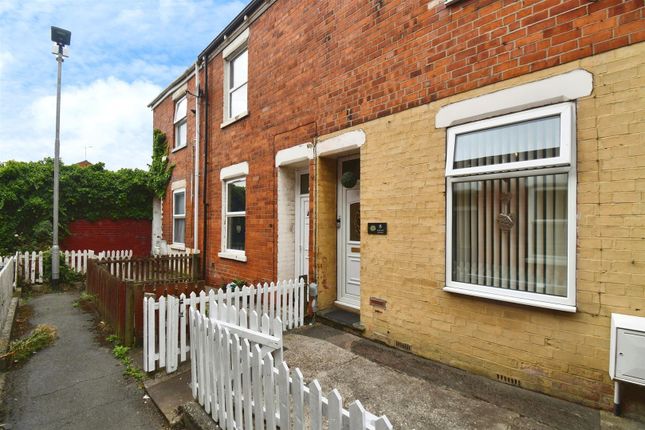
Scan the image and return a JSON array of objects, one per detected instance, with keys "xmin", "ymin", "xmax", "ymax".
[
  {"xmin": 201, "ymin": 56, "xmax": 209, "ymax": 280},
  {"xmin": 193, "ymin": 61, "xmax": 200, "ymax": 252},
  {"xmin": 312, "ymin": 136, "xmax": 318, "ymax": 283}
]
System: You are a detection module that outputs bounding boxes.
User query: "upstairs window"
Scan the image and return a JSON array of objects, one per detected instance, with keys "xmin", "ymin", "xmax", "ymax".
[
  {"xmin": 445, "ymin": 102, "xmax": 577, "ymax": 312},
  {"xmin": 174, "ymin": 96, "xmax": 187, "ymax": 149},
  {"xmin": 226, "ymin": 48, "xmax": 248, "ymax": 120}
]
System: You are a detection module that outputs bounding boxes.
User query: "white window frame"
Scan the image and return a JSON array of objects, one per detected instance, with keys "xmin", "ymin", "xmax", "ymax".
[
  {"xmin": 446, "ymin": 103, "xmax": 574, "ymax": 177},
  {"xmin": 172, "ymin": 188, "xmax": 186, "ymax": 246},
  {"xmin": 444, "ymin": 102, "xmax": 577, "ymax": 312},
  {"xmin": 219, "ymin": 173, "xmax": 247, "ymax": 262},
  {"xmin": 222, "ymin": 29, "xmax": 249, "ymax": 127},
  {"xmin": 174, "ymin": 96, "xmax": 188, "ymax": 150}
]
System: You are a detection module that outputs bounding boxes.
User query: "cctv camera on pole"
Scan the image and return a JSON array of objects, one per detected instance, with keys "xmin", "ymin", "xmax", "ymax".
[{"xmin": 50, "ymin": 26, "xmax": 71, "ymax": 289}]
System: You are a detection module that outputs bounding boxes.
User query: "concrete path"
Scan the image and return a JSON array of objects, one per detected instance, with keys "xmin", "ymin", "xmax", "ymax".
[
  {"xmin": 284, "ymin": 323, "xmax": 644, "ymax": 430},
  {"xmin": 3, "ymin": 292, "xmax": 166, "ymax": 429}
]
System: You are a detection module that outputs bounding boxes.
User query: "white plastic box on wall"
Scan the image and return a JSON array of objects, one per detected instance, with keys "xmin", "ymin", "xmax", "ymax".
[{"xmin": 609, "ymin": 313, "xmax": 645, "ymax": 415}]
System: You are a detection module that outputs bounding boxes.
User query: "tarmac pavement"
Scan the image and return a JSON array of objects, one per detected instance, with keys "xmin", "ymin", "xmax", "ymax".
[{"xmin": 2, "ymin": 291, "xmax": 166, "ymax": 430}]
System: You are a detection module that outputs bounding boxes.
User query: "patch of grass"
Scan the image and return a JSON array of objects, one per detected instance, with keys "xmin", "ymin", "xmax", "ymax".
[{"xmin": 2, "ymin": 324, "xmax": 57, "ymax": 367}]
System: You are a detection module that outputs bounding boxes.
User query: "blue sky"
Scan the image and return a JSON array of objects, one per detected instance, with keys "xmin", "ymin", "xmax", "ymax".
[{"xmin": 0, "ymin": 0, "xmax": 249, "ymax": 170}]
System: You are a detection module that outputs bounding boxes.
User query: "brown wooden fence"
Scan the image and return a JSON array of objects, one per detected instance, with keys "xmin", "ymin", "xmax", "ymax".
[
  {"xmin": 99, "ymin": 254, "xmax": 199, "ymax": 282},
  {"xmin": 86, "ymin": 255, "xmax": 204, "ymax": 346}
]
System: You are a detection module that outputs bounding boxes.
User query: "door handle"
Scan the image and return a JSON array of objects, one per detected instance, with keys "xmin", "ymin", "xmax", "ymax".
[{"xmin": 336, "ymin": 217, "xmax": 341, "ymax": 229}]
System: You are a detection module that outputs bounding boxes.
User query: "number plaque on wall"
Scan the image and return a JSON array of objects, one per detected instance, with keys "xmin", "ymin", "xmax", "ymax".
[{"xmin": 368, "ymin": 223, "xmax": 387, "ymax": 235}]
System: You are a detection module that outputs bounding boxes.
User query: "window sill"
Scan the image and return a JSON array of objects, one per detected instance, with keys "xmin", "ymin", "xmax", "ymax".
[
  {"xmin": 443, "ymin": 285, "xmax": 576, "ymax": 313},
  {"xmin": 170, "ymin": 243, "xmax": 186, "ymax": 251},
  {"xmin": 220, "ymin": 111, "xmax": 249, "ymax": 129},
  {"xmin": 218, "ymin": 251, "xmax": 247, "ymax": 262},
  {"xmin": 172, "ymin": 144, "xmax": 187, "ymax": 153}
]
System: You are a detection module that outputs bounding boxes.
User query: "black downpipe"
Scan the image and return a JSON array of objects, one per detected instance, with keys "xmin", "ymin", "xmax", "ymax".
[{"xmin": 201, "ymin": 57, "xmax": 209, "ymax": 280}]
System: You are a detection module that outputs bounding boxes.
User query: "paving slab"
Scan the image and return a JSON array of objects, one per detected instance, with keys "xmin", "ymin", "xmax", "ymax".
[
  {"xmin": 145, "ymin": 367, "xmax": 193, "ymax": 425},
  {"xmin": 283, "ymin": 323, "xmax": 644, "ymax": 430},
  {"xmin": 2, "ymin": 292, "xmax": 166, "ymax": 429}
]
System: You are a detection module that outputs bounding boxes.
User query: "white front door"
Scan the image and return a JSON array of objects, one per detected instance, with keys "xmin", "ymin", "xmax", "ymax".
[
  {"xmin": 337, "ymin": 156, "xmax": 360, "ymax": 309},
  {"xmin": 295, "ymin": 171, "xmax": 310, "ymax": 282}
]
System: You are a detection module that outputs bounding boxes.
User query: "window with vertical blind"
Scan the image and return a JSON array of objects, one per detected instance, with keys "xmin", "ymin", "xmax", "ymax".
[{"xmin": 445, "ymin": 102, "xmax": 576, "ymax": 312}]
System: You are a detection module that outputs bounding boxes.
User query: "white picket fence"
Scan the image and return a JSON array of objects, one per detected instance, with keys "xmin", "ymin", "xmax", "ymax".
[
  {"xmin": 0, "ymin": 256, "xmax": 15, "ymax": 333},
  {"xmin": 190, "ymin": 306, "xmax": 393, "ymax": 430},
  {"xmin": 0, "ymin": 249, "xmax": 133, "ymax": 285},
  {"xmin": 14, "ymin": 251, "xmax": 44, "ymax": 284},
  {"xmin": 0, "ymin": 257, "xmax": 17, "ymax": 289},
  {"xmin": 143, "ymin": 279, "xmax": 307, "ymax": 373}
]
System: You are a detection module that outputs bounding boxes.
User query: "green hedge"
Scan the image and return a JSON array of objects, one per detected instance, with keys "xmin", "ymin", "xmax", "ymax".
[
  {"xmin": 0, "ymin": 159, "xmax": 155, "ymax": 254},
  {"xmin": 0, "ymin": 130, "xmax": 173, "ymax": 255}
]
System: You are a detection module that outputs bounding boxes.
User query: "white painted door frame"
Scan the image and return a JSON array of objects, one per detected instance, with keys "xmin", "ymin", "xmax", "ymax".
[
  {"xmin": 336, "ymin": 155, "xmax": 360, "ymax": 310},
  {"xmin": 294, "ymin": 169, "xmax": 309, "ymax": 282}
]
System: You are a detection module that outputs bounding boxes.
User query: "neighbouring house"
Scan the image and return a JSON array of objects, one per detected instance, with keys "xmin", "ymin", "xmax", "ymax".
[
  {"xmin": 149, "ymin": 0, "xmax": 645, "ymax": 413},
  {"xmin": 74, "ymin": 160, "xmax": 93, "ymax": 168}
]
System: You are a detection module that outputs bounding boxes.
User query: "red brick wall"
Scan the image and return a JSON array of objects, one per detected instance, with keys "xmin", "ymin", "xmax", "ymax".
[
  {"xmin": 153, "ymin": 94, "xmax": 197, "ymax": 251},
  {"xmin": 61, "ymin": 219, "xmax": 152, "ymax": 256},
  {"xmin": 313, "ymin": 0, "xmax": 644, "ymax": 136},
  {"xmin": 153, "ymin": 0, "xmax": 644, "ymax": 286}
]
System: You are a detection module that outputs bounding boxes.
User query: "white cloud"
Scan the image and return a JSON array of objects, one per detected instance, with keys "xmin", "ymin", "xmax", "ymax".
[
  {"xmin": 3, "ymin": 77, "xmax": 161, "ymax": 170},
  {"xmin": 0, "ymin": 0, "xmax": 249, "ymax": 170}
]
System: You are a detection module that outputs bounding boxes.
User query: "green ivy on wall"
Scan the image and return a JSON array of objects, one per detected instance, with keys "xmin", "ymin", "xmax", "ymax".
[{"xmin": 148, "ymin": 129, "xmax": 174, "ymax": 200}]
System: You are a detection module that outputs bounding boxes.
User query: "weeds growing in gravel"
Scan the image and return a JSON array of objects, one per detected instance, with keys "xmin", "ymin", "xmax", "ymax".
[
  {"xmin": 111, "ymin": 342, "xmax": 145, "ymax": 383},
  {"xmin": 72, "ymin": 292, "xmax": 95, "ymax": 308}
]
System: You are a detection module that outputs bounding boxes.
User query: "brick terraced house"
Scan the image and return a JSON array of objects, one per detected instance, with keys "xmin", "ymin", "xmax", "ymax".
[{"xmin": 149, "ymin": 0, "xmax": 645, "ymax": 414}]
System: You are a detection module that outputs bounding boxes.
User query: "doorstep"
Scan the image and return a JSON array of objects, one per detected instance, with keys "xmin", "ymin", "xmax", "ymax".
[{"xmin": 316, "ymin": 307, "xmax": 365, "ymax": 336}]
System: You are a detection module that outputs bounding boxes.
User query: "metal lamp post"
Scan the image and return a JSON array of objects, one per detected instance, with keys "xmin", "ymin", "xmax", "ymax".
[{"xmin": 50, "ymin": 26, "xmax": 71, "ymax": 289}]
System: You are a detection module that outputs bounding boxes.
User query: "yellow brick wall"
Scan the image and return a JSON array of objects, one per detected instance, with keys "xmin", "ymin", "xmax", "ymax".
[
  {"xmin": 314, "ymin": 156, "xmax": 338, "ymax": 310},
  {"xmin": 316, "ymin": 42, "xmax": 645, "ymax": 410}
]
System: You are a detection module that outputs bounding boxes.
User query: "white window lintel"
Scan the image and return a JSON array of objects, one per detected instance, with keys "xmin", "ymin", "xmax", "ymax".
[
  {"xmin": 172, "ymin": 84, "xmax": 188, "ymax": 101},
  {"xmin": 171, "ymin": 179, "xmax": 186, "ymax": 190},
  {"xmin": 275, "ymin": 143, "xmax": 313, "ymax": 167},
  {"xmin": 223, "ymin": 28, "xmax": 249, "ymax": 59},
  {"xmin": 317, "ymin": 130, "xmax": 366, "ymax": 158},
  {"xmin": 435, "ymin": 69, "xmax": 592, "ymax": 128},
  {"xmin": 220, "ymin": 162, "xmax": 249, "ymax": 180}
]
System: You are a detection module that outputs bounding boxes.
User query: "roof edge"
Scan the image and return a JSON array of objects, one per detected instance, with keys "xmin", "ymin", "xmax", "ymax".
[
  {"xmin": 148, "ymin": 0, "xmax": 268, "ymax": 110},
  {"xmin": 148, "ymin": 66, "xmax": 195, "ymax": 109}
]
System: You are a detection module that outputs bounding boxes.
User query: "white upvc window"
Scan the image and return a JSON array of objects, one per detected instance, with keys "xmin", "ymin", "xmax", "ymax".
[
  {"xmin": 173, "ymin": 189, "xmax": 186, "ymax": 245},
  {"xmin": 444, "ymin": 102, "xmax": 577, "ymax": 312},
  {"xmin": 174, "ymin": 96, "xmax": 188, "ymax": 150},
  {"xmin": 224, "ymin": 48, "xmax": 248, "ymax": 122},
  {"xmin": 220, "ymin": 177, "xmax": 246, "ymax": 261},
  {"xmin": 219, "ymin": 165, "xmax": 247, "ymax": 262}
]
